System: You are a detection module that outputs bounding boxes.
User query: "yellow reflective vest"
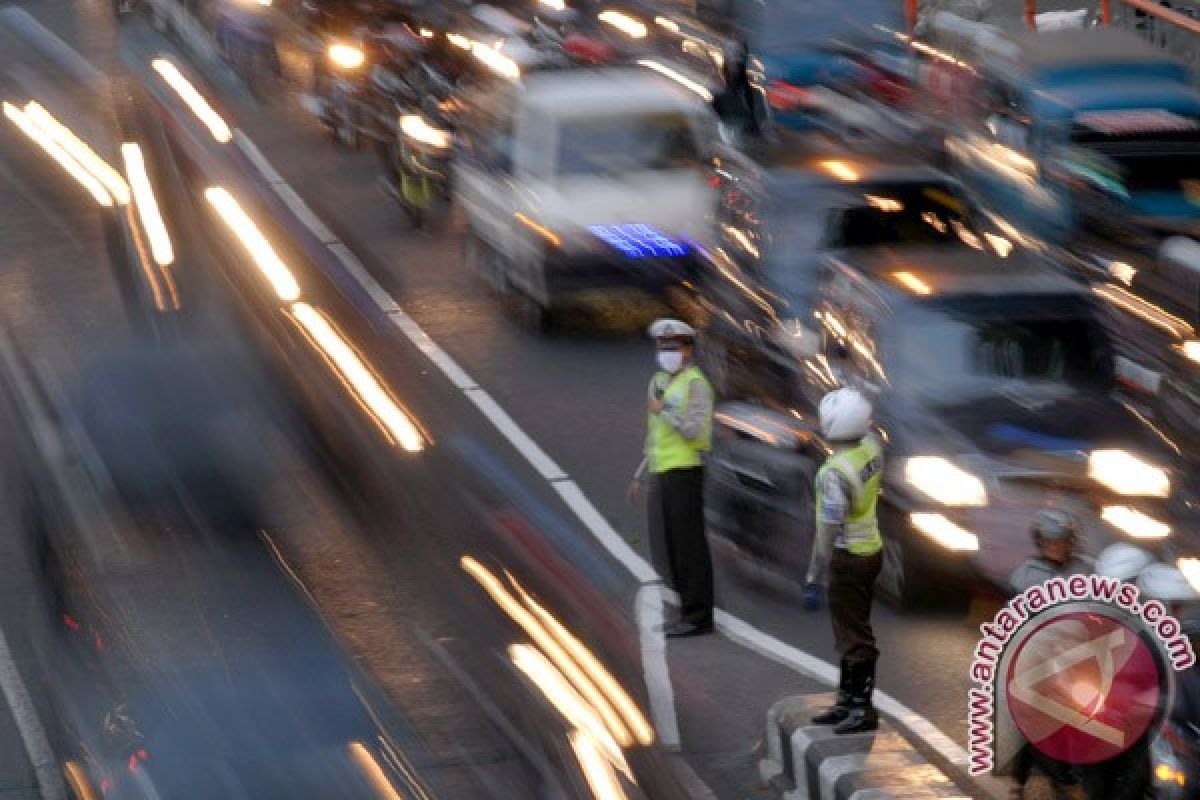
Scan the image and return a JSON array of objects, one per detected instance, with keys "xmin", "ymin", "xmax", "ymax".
[{"xmin": 644, "ymin": 365, "xmax": 712, "ymax": 474}]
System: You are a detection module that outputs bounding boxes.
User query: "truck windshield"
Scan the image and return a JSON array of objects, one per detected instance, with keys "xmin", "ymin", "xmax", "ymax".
[
  {"xmin": 556, "ymin": 113, "xmax": 703, "ymax": 176},
  {"xmin": 891, "ymin": 300, "xmax": 1114, "ymax": 396}
]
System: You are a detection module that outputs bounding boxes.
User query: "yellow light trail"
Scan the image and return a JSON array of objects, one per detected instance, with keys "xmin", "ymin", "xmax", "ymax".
[
  {"xmin": 3, "ymin": 103, "xmax": 112, "ymax": 206},
  {"xmin": 152, "ymin": 58, "xmax": 232, "ymax": 143},
  {"xmin": 122, "ymin": 143, "xmax": 174, "ymax": 266}
]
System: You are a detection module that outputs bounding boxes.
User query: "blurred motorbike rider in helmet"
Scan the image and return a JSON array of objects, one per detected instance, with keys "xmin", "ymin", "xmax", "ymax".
[
  {"xmin": 1006, "ymin": 510, "xmax": 1092, "ymax": 800},
  {"xmin": 805, "ymin": 388, "xmax": 884, "ymax": 734},
  {"xmin": 1095, "ymin": 542, "xmax": 1156, "ymax": 582},
  {"xmin": 1008, "ymin": 509, "xmax": 1094, "ymax": 594}
]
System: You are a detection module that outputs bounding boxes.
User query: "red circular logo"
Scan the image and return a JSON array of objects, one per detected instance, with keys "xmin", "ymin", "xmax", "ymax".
[{"xmin": 1006, "ymin": 610, "xmax": 1165, "ymax": 765}]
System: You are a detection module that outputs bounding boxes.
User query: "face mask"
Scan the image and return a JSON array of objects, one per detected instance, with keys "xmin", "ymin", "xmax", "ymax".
[{"xmin": 657, "ymin": 351, "xmax": 684, "ymax": 373}]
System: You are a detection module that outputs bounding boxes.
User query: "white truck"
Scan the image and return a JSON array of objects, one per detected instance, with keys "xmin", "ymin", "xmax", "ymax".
[{"xmin": 454, "ymin": 67, "xmax": 719, "ymax": 327}]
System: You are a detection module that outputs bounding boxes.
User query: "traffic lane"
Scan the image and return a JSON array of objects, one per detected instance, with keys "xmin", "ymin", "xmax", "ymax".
[
  {"xmin": 131, "ymin": 84, "xmax": 693, "ymax": 798},
  {"xmin": 233, "ymin": 99, "xmax": 669, "ymax": 554},
  {"xmin": 226, "ymin": 91, "xmax": 994, "ymax": 740}
]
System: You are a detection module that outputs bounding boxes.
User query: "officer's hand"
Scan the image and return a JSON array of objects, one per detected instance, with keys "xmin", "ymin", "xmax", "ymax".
[
  {"xmin": 626, "ymin": 479, "xmax": 643, "ymax": 505},
  {"xmin": 648, "ymin": 397, "xmax": 664, "ymax": 414},
  {"xmin": 803, "ymin": 582, "xmax": 822, "ymax": 612}
]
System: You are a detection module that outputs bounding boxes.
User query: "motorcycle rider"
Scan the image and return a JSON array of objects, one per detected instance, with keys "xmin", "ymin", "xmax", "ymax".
[
  {"xmin": 1094, "ymin": 542, "xmax": 1157, "ymax": 582},
  {"xmin": 805, "ymin": 388, "xmax": 885, "ymax": 735},
  {"xmin": 1007, "ymin": 510, "xmax": 1091, "ymax": 800},
  {"xmin": 1008, "ymin": 509, "xmax": 1094, "ymax": 594}
]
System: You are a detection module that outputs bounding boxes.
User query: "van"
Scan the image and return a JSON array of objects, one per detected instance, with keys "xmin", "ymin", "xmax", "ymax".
[{"xmin": 454, "ymin": 67, "xmax": 719, "ymax": 326}]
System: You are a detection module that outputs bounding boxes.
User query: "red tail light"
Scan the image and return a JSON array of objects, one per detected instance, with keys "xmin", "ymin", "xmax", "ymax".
[{"xmin": 766, "ymin": 80, "xmax": 812, "ymax": 111}]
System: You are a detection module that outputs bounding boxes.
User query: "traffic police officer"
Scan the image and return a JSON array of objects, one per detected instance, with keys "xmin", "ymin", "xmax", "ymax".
[
  {"xmin": 804, "ymin": 387, "xmax": 883, "ymax": 734},
  {"xmin": 628, "ymin": 319, "xmax": 715, "ymax": 637}
]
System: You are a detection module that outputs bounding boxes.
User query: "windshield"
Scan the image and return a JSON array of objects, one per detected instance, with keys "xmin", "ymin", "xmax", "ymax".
[
  {"xmin": 1071, "ymin": 114, "xmax": 1200, "ymax": 193},
  {"xmin": 555, "ymin": 113, "xmax": 703, "ymax": 176},
  {"xmin": 825, "ymin": 184, "xmax": 974, "ymax": 248},
  {"xmin": 890, "ymin": 301, "xmax": 1114, "ymax": 397}
]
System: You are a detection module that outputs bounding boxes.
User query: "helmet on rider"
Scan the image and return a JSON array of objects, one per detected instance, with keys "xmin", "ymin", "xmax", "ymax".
[{"xmin": 1095, "ymin": 543, "xmax": 1156, "ymax": 581}]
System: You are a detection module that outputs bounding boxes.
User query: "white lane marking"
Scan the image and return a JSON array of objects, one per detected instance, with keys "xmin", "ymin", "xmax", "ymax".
[
  {"xmin": 233, "ymin": 130, "xmax": 285, "ymax": 185},
  {"xmin": 387, "ymin": 310, "xmax": 477, "ymax": 391},
  {"xmin": 635, "ymin": 584, "xmax": 679, "ymax": 749},
  {"xmin": 0, "ymin": 331, "xmax": 73, "ymax": 800},
  {"xmin": 327, "ymin": 243, "xmax": 400, "ymax": 313},
  {"xmin": 552, "ymin": 480, "xmax": 658, "ymax": 585},
  {"xmin": 228, "ymin": 125, "xmax": 970, "ymax": 774},
  {"xmin": 461, "ymin": 388, "xmax": 567, "ymax": 483},
  {"xmin": 717, "ymin": 610, "xmax": 970, "ymax": 771}
]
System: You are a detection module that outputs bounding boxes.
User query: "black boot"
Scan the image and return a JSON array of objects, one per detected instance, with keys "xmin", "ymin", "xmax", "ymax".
[
  {"xmin": 834, "ymin": 660, "xmax": 879, "ymax": 735},
  {"xmin": 812, "ymin": 661, "xmax": 853, "ymax": 725}
]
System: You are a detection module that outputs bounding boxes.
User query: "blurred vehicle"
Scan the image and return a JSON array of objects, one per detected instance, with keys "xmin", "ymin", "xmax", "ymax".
[
  {"xmin": 383, "ymin": 85, "xmax": 460, "ymax": 229},
  {"xmin": 943, "ymin": 27, "xmax": 1200, "ymax": 243},
  {"xmin": 213, "ymin": 0, "xmax": 283, "ymax": 97},
  {"xmin": 454, "ymin": 67, "xmax": 720, "ymax": 328},
  {"xmin": 318, "ymin": 31, "xmax": 375, "ymax": 148},
  {"xmin": 702, "ymin": 249, "xmax": 1195, "ymax": 608},
  {"xmin": 724, "ymin": 0, "xmax": 908, "ymax": 136},
  {"xmin": 699, "ymin": 151, "xmax": 1014, "ymax": 397}
]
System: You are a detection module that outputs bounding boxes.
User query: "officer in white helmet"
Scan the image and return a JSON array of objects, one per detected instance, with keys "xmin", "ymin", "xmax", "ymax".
[
  {"xmin": 1008, "ymin": 510, "xmax": 1095, "ymax": 594},
  {"xmin": 805, "ymin": 387, "xmax": 885, "ymax": 734},
  {"xmin": 628, "ymin": 319, "xmax": 716, "ymax": 637}
]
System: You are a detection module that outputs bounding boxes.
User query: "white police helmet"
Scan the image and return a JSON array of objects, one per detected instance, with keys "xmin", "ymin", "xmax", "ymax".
[
  {"xmin": 647, "ymin": 318, "xmax": 697, "ymax": 340},
  {"xmin": 1095, "ymin": 543, "xmax": 1156, "ymax": 581},
  {"xmin": 819, "ymin": 388, "xmax": 871, "ymax": 442}
]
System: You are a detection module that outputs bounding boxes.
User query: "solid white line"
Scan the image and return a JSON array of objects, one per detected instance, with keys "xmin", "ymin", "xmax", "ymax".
[
  {"xmin": 227, "ymin": 125, "xmax": 970, "ymax": 775},
  {"xmin": 717, "ymin": 610, "xmax": 970, "ymax": 770},
  {"xmin": 553, "ymin": 480, "xmax": 658, "ymax": 585},
  {"xmin": 233, "ymin": 130, "xmax": 285, "ymax": 185},
  {"xmin": 327, "ymin": 243, "xmax": 400, "ymax": 313},
  {"xmin": 386, "ymin": 311, "xmax": 477, "ymax": 390},
  {"xmin": 635, "ymin": 584, "xmax": 679, "ymax": 749},
  {"xmin": 278, "ymin": 183, "xmax": 342, "ymax": 245},
  {"xmin": 461, "ymin": 388, "xmax": 568, "ymax": 483}
]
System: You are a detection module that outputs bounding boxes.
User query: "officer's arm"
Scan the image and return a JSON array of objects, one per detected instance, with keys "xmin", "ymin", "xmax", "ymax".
[
  {"xmin": 661, "ymin": 377, "xmax": 713, "ymax": 441},
  {"xmin": 806, "ymin": 470, "xmax": 850, "ymax": 586}
]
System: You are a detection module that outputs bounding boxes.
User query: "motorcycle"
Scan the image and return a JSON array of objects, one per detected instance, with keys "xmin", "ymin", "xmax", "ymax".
[
  {"xmin": 382, "ymin": 91, "xmax": 458, "ymax": 230},
  {"xmin": 214, "ymin": 0, "xmax": 283, "ymax": 99},
  {"xmin": 318, "ymin": 36, "xmax": 372, "ymax": 148}
]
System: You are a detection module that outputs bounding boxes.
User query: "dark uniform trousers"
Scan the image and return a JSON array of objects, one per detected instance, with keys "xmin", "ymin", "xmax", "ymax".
[
  {"xmin": 829, "ymin": 547, "xmax": 883, "ymax": 667},
  {"xmin": 648, "ymin": 467, "xmax": 713, "ymax": 626}
]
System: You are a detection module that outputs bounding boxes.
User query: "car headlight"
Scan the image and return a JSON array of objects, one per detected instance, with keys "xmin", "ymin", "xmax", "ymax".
[
  {"xmin": 1089, "ymin": 449, "xmax": 1170, "ymax": 498},
  {"xmin": 904, "ymin": 456, "xmax": 988, "ymax": 506},
  {"xmin": 910, "ymin": 513, "xmax": 979, "ymax": 551},
  {"xmin": 1102, "ymin": 506, "xmax": 1171, "ymax": 539},
  {"xmin": 1177, "ymin": 557, "xmax": 1200, "ymax": 592}
]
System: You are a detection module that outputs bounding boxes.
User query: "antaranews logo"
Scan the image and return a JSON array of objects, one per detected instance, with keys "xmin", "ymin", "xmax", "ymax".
[{"xmin": 968, "ymin": 573, "xmax": 1196, "ymax": 775}]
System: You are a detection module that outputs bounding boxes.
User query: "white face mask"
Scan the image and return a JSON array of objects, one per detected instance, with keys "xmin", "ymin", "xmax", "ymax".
[{"xmin": 657, "ymin": 351, "xmax": 684, "ymax": 373}]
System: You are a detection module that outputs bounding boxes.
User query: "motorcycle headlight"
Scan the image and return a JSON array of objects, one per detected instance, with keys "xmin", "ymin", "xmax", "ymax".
[
  {"xmin": 904, "ymin": 456, "xmax": 988, "ymax": 507},
  {"xmin": 1089, "ymin": 449, "xmax": 1170, "ymax": 498},
  {"xmin": 400, "ymin": 115, "xmax": 452, "ymax": 149},
  {"xmin": 328, "ymin": 43, "xmax": 365, "ymax": 70}
]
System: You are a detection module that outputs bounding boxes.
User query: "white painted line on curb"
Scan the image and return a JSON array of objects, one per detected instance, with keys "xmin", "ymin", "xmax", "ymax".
[
  {"xmin": 230, "ymin": 125, "xmax": 972, "ymax": 777},
  {"xmin": 636, "ymin": 584, "xmax": 679, "ymax": 749}
]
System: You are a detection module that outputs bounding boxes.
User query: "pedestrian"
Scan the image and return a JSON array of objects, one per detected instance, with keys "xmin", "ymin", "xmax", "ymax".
[
  {"xmin": 627, "ymin": 319, "xmax": 715, "ymax": 638},
  {"xmin": 804, "ymin": 388, "xmax": 884, "ymax": 734}
]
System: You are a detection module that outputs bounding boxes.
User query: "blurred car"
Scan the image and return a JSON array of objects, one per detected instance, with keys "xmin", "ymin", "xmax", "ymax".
[
  {"xmin": 698, "ymin": 150, "xmax": 1013, "ymax": 397},
  {"xmin": 944, "ymin": 27, "xmax": 1200, "ymax": 243},
  {"xmin": 454, "ymin": 67, "xmax": 720, "ymax": 328},
  {"xmin": 703, "ymin": 248, "xmax": 1196, "ymax": 608}
]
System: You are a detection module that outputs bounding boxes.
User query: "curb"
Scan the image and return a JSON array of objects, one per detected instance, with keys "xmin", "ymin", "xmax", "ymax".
[{"xmin": 760, "ymin": 695, "xmax": 974, "ymax": 800}]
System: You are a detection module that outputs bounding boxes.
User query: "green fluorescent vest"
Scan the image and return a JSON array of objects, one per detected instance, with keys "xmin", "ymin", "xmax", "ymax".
[
  {"xmin": 815, "ymin": 435, "xmax": 884, "ymax": 556},
  {"xmin": 645, "ymin": 365, "xmax": 712, "ymax": 474}
]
